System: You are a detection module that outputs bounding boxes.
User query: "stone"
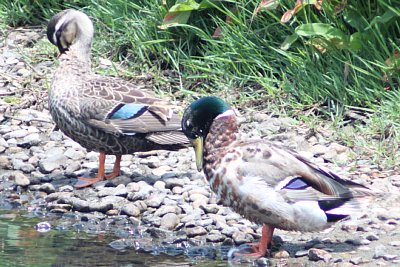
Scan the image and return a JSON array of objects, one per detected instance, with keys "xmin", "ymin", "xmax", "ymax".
[
  {"xmin": 121, "ymin": 203, "xmax": 141, "ymax": 217},
  {"xmin": 151, "ymin": 165, "xmax": 171, "ymax": 176},
  {"xmin": 88, "ymin": 199, "xmax": 113, "ymax": 213},
  {"xmin": 3, "ymin": 129, "xmax": 28, "ymax": 139},
  {"xmin": 39, "ymin": 154, "xmax": 68, "ymax": 173},
  {"xmin": 308, "ymin": 248, "xmax": 332, "ymax": 262},
  {"xmin": 389, "ymin": 241, "xmax": 400, "ymax": 247},
  {"xmin": 160, "ymin": 213, "xmax": 180, "ymax": 230},
  {"xmin": 97, "ymin": 184, "xmax": 128, "ymax": 197},
  {"xmin": 373, "ymin": 245, "xmax": 386, "ymax": 259},
  {"xmin": 272, "ymin": 250, "xmax": 290, "ymax": 258},
  {"xmin": 145, "ymin": 193, "xmax": 165, "ymax": 208},
  {"xmin": 64, "ymin": 148, "xmax": 85, "ymax": 160},
  {"xmin": 232, "ymin": 231, "xmax": 253, "ymax": 246},
  {"xmin": 206, "ymin": 233, "xmax": 225, "ymax": 243},
  {"xmin": 164, "ymin": 178, "xmax": 185, "ymax": 189},
  {"xmin": 186, "ymin": 226, "xmax": 207, "ymax": 237},
  {"xmin": 18, "ymin": 133, "xmax": 41, "ymax": 147},
  {"xmin": 39, "ymin": 183, "xmax": 56, "ymax": 194},
  {"xmin": 13, "ymin": 172, "xmax": 30, "ymax": 186},
  {"xmin": 154, "ymin": 205, "xmax": 181, "ymax": 217},
  {"xmin": 59, "ymin": 197, "xmax": 89, "ymax": 212},
  {"xmin": 295, "ymin": 250, "xmax": 309, "ymax": 257},
  {"xmin": 153, "ymin": 181, "xmax": 166, "ymax": 190},
  {"xmin": 200, "ymin": 204, "xmax": 219, "ymax": 214},
  {"xmin": 0, "ymin": 156, "xmax": 11, "ymax": 169}
]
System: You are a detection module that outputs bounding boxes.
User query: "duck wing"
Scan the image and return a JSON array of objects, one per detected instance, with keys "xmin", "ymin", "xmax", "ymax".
[{"xmin": 77, "ymin": 76, "xmax": 186, "ymax": 143}]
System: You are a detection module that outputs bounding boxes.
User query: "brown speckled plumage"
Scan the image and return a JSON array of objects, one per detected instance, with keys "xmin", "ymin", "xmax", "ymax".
[
  {"xmin": 47, "ymin": 9, "xmax": 189, "ymax": 187},
  {"xmin": 182, "ymin": 96, "xmax": 376, "ymax": 257}
]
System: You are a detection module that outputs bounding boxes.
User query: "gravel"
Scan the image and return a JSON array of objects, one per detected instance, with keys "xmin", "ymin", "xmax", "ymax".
[{"xmin": 1, "ymin": 26, "xmax": 400, "ymax": 267}]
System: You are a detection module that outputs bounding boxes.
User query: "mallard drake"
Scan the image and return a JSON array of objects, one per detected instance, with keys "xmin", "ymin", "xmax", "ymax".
[
  {"xmin": 182, "ymin": 96, "xmax": 375, "ymax": 257},
  {"xmin": 47, "ymin": 9, "xmax": 189, "ymax": 188}
]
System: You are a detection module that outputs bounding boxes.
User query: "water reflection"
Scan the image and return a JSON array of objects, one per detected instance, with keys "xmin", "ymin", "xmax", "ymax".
[{"xmin": 0, "ymin": 210, "xmax": 228, "ymax": 267}]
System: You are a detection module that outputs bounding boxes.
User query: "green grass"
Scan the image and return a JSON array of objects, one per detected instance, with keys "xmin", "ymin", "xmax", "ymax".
[{"xmin": 0, "ymin": 0, "xmax": 399, "ymax": 167}]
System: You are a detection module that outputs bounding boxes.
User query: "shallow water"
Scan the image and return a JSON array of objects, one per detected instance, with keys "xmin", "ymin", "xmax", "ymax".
[{"xmin": 0, "ymin": 208, "xmax": 230, "ymax": 267}]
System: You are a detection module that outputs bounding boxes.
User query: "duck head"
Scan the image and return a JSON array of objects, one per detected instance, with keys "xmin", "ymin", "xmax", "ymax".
[
  {"xmin": 182, "ymin": 96, "xmax": 230, "ymax": 171},
  {"xmin": 47, "ymin": 9, "xmax": 94, "ymax": 55}
]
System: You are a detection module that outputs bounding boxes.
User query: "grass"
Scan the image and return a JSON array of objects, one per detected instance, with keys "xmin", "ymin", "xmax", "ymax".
[{"xmin": 0, "ymin": 0, "xmax": 399, "ymax": 168}]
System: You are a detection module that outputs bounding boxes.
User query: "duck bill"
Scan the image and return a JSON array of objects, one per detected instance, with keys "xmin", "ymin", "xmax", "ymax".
[{"xmin": 191, "ymin": 137, "xmax": 204, "ymax": 172}]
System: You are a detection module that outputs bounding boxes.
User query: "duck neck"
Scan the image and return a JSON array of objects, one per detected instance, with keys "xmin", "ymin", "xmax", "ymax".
[
  {"xmin": 204, "ymin": 109, "xmax": 238, "ymax": 153},
  {"xmin": 58, "ymin": 43, "xmax": 91, "ymax": 74}
]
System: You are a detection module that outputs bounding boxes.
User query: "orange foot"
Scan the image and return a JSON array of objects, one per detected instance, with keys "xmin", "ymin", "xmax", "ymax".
[
  {"xmin": 233, "ymin": 224, "xmax": 275, "ymax": 258},
  {"xmin": 74, "ymin": 153, "xmax": 122, "ymax": 188}
]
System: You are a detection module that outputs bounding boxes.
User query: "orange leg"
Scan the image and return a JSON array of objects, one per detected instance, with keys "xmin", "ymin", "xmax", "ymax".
[
  {"xmin": 75, "ymin": 153, "xmax": 121, "ymax": 188},
  {"xmin": 105, "ymin": 155, "xmax": 121, "ymax": 179},
  {"xmin": 235, "ymin": 224, "xmax": 274, "ymax": 258}
]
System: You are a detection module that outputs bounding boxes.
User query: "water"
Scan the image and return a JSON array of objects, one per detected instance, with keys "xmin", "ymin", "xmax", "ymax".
[{"xmin": 0, "ymin": 209, "xmax": 232, "ymax": 267}]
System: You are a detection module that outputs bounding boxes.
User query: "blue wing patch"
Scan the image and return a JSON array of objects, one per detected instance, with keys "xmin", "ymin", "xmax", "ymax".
[
  {"xmin": 283, "ymin": 177, "xmax": 309, "ymax": 190},
  {"xmin": 108, "ymin": 103, "xmax": 147, "ymax": 120}
]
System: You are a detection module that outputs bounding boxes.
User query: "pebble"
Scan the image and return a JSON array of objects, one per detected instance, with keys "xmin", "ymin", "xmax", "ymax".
[
  {"xmin": 154, "ymin": 205, "xmax": 181, "ymax": 217},
  {"xmin": 14, "ymin": 171, "xmax": 30, "ymax": 186},
  {"xmin": 373, "ymin": 245, "xmax": 387, "ymax": 259},
  {"xmin": 39, "ymin": 183, "xmax": 56, "ymax": 194},
  {"xmin": 145, "ymin": 193, "xmax": 165, "ymax": 208},
  {"xmin": 97, "ymin": 184, "xmax": 128, "ymax": 197},
  {"xmin": 295, "ymin": 250, "xmax": 309, "ymax": 257},
  {"xmin": 308, "ymin": 248, "xmax": 332, "ymax": 262},
  {"xmin": 39, "ymin": 154, "xmax": 68, "ymax": 173},
  {"xmin": 232, "ymin": 231, "xmax": 253, "ymax": 245},
  {"xmin": 121, "ymin": 203, "xmax": 140, "ymax": 217},
  {"xmin": 186, "ymin": 226, "xmax": 207, "ymax": 237},
  {"xmin": 160, "ymin": 213, "xmax": 180, "ymax": 230}
]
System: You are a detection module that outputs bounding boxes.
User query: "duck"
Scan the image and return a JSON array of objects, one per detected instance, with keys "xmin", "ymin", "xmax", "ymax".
[
  {"xmin": 46, "ymin": 9, "xmax": 189, "ymax": 188},
  {"xmin": 181, "ymin": 96, "xmax": 376, "ymax": 257}
]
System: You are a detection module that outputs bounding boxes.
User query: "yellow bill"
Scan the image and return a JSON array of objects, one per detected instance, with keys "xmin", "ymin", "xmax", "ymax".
[{"xmin": 191, "ymin": 137, "xmax": 204, "ymax": 172}]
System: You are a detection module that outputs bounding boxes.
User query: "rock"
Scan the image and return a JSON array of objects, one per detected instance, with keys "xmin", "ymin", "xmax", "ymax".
[
  {"xmin": 126, "ymin": 182, "xmax": 140, "ymax": 192},
  {"xmin": 145, "ymin": 193, "xmax": 165, "ymax": 208},
  {"xmin": 0, "ymin": 156, "xmax": 11, "ymax": 169},
  {"xmin": 154, "ymin": 205, "xmax": 181, "ymax": 217},
  {"xmin": 373, "ymin": 245, "xmax": 386, "ymax": 259},
  {"xmin": 59, "ymin": 197, "xmax": 89, "ymax": 212},
  {"xmin": 164, "ymin": 178, "xmax": 185, "ymax": 189},
  {"xmin": 39, "ymin": 183, "xmax": 56, "ymax": 194},
  {"xmin": 64, "ymin": 148, "xmax": 85, "ymax": 160},
  {"xmin": 39, "ymin": 154, "xmax": 68, "ymax": 173},
  {"xmin": 3, "ymin": 129, "xmax": 28, "ymax": 139},
  {"xmin": 160, "ymin": 213, "xmax": 180, "ymax": 230},
  {"xmin": 121, "ymin": 203, "xmax": 141, "ymax": 217},
  {"xmin": 153, "ymin": 181, "xmax": 166, "ymax": 190},
  {"xmin": 99, "ymin": 196, "xmax": 128, "ymax": 210},
  {"xmin": 97, "ymin": 184, "xmax": 128, "ymax": 197},
  {"xmin": 206, "ymin": 233, "xmax": 225, "ymax": 243},
  {"xmin": 349, "ymin": 257, "xmax": 362, "ymax": 265},
  {"xmin": 232, "ymin": 231, "xmax": 253, "ymax": 245},
  {"xmin": 59, "ymin": 185, "xmax": 74, "ymax": 192},
  {"xmin": 151, "ymin": 165, "xmax": 171, "ymax": 176},
  {"xmin": 200, "ymin": 204, "xmax": 219, "ymax": 214},
  {"xmin": 186, "ymin": 226, "xmax": 207, "ymax": 237},
  {"xmin": 172, "ymin": 186, "xmax": 183, "ymax": 194},
  {"xmin": 308, "ymin": 248, "xmax": 332, "ymax": 262},
  {"xmin": 14, "ymin": 172, "xmax": 30, "ymax": 186},
  {"xmin": 18, "ymin": 133, "xmax": 41, "ymax": 147},
  {"xmin": 295, "ymin": 250, "xmax": 309, "ymax": 257},
  {"xmin": 189, "ymin": 193, "xmax": 209, "ymax": 203},
  {"xmin": 272, "ymin": 250, "xmax": 290, "ymax": 258},
  {"xmin": 389, "ymin": 241, "xmax": 400, "ymax": 247},
  {"xmin": 88, "ymin": 200, "xmax": 113, "ymax": 213},
  {"xmin": 383, "ymin": 254, "xmax": 398, "ymax": 261},
  {"xmin": 365, "ymin": 234, "xmax": 379, "ymax": 241}
]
